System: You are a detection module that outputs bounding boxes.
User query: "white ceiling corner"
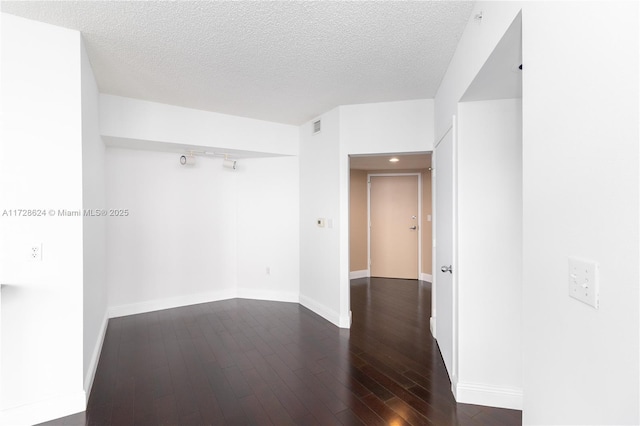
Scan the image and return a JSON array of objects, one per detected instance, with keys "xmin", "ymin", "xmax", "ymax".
[{"xmin": 2, "ymin": 1, "xmax": 474, "ymax": 125}]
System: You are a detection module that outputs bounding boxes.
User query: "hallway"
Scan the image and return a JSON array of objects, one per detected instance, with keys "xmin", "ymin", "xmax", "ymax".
[{"xmin": 350, "ymin": 278, "xmax": 521, "ymax": 424}]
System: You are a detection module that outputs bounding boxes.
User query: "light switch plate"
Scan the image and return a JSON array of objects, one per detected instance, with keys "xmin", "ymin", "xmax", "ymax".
[{"xmin": 568, "ymin": 257, "xmax": 599, "ymax": 309}]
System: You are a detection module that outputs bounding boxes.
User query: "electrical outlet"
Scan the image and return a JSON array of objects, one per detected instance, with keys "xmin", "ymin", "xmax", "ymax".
[
  {"xmin": 266, "ymin": 266, "xmax": 271, "ymax": 275},
  {"xmin": 568, "ymin": 257, "xmax": 598, "ymax": 309},
  {"xmin": 30, "ymin": 243, "xmax": 43, "ymax": 261}
]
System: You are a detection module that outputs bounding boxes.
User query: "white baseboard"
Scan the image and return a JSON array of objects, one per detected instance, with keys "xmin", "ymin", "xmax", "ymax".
[
  {"xmin": 339, "ymin": 312, "xmax": 350, "ymax": 328},
  {"xmin": 108, "ymin": 289, "xmax": 350, "ymax": 350},
  {"xmin": 430, "ymin": 316, "xmax": 436, "ymax": 337},
  {"xmin": 420, "ymin": 273, "xmax": 432, "ymax": 282},
  {"xmin": 349, "ymin": 270, "xmax": 369, "ymax": 280},
  {"xmin": 108, "ymin": 289, "xmax": 236, "ymax": 318},
  {"xmin": 0, "ymin": 390, "xmax": 86, "ymax": 426},
  {"xmin": 83, "ymin": 311, "xmax": 109, "ymax": 402},
  {"xmin": 454, "ymin": 381, "xmax": 523, "ymax": 410},
  {"xmin": 299, "ymin": 294, "xmax": 349, "ymax": 328},
  {"xmin": 108, "ymin": 288, "xmax": 301, "ymax": 319},
  {"xmin": 236, "ymin": 288, "xmax": 299, "ymax": 303}
]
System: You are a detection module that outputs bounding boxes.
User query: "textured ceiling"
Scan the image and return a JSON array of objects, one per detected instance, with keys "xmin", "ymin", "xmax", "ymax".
[{"xmin": 2, "ymin": 1, "xmax": 474, "ymax": 125}]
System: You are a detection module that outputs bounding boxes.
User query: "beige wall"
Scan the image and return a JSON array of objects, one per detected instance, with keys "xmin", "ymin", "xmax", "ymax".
[
  {"xmin": 422, "ymin": 170, "xmax": 432, "ymax": 276},
  {"xmin": 349, "ymin": 168, "xmax": 433, "ymax": 278},
  {"xmin": 349, "ymin": 169, "xmax": 369, "ymax": 271}
]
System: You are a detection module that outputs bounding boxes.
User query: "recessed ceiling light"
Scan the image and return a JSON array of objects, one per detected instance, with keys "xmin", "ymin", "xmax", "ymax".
[{"xmin": 389, "ymin": 157, "xmax": 400, "ymax": 163}]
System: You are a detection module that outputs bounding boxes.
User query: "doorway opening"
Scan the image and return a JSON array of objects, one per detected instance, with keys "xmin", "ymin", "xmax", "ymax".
[{"xmin": 349, "ymin": 153, "xmax": 433, "ymax": 283}]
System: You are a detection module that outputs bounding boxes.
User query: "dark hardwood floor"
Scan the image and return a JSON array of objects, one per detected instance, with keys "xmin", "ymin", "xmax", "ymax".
[{"xmin": 40, "ymin": 278, "xmax": 521, "ymax": 425}]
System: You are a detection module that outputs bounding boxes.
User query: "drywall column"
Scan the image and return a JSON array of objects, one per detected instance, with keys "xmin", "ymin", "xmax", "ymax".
[
  {"xmin": 81, "ymin": 38, "xmax": 108, "ymax": 399},
  {"xmin": 299, "ymin": 108, "xmax": 345, "ymax": 326},
  {"xmin": 0, "ymin": 14, "xmax": 85, "ymax": 424},
  {"xmin": 456, "ymin": 99, "xmax": 522, "ymax": 409},
  {"xmin": 521, "ymin": 2, "xmax": 639, "ymax": 424}
]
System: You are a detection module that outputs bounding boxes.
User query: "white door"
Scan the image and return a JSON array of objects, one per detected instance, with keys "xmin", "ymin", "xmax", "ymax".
[{"xmin": 434, "ymin": 125, "xmax": 455, "ymax": 380}]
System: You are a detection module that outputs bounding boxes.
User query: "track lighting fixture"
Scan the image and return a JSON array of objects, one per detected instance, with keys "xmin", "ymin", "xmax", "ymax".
[
  {"xmin": 179, "ymin": 153, "xmax": 196, "ymax": 166},
  {"xmin": 223, "ymin": 158, "xmax": 237, "ymax": 170},
  {"xmin": 178, "ymin": 151, "xmax": 238, "ymax": 170}
]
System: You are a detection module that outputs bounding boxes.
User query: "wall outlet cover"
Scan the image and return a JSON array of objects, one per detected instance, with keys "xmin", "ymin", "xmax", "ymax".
[{"xmin": 30, "ymin": 243, "xmax": 43, "ymax": 261}]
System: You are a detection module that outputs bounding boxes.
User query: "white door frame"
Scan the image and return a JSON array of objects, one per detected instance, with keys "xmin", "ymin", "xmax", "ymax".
[{"xmin": 367, "ymin": 173, "xmax": 422, "ymax": 280}]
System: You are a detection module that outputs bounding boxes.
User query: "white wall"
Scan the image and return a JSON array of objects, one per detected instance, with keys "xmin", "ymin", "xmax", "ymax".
[
  {"xmin": 81, "ymin": 37, "xmax": 108, "ymax": 401},
  {"xmin": 435, "ymin": 1, "xmax": 640, "ymax": 423},
  {"xmin": 106, "ymin": 148, "xmax": 238, "ymax": 316},
  {"xmin": 0, "ymin": 13, "xmax": 86, "ymax": 425},
  {"xmin": 299, "ymin": 108, "xmax": 344, "ymax": 325},
  {"xmin": 456, "ymin": 99, "xmax": 522, "ymax": 408},
  {"xmin": 100, "ymin": 94, "xmax": 299, "ymax": 156},
  {"xmin": 521, "ymin": 2, "xmax": 639, "ymax": 424},
  {"xmin": 236, "ymin": 156, "xmax": 300, "ymax": 302},
  {"xmin": 340, "ymin": 99, "xmax": 434, "ymax": 154}
]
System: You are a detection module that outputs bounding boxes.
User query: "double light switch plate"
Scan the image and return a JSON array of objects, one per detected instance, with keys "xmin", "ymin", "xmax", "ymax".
[{"xmin": 568, "ymin": 257, "xmax": 599, "ymax": 309}]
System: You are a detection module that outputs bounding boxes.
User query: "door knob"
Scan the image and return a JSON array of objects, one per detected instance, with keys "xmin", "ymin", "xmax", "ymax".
[
  {"xmin": 409, "ymin": 226, "xmax": 417, "ymax": 230},
  {"xmin": 441, "ymin": 265, "xmax": 452, "ymax": 273}
]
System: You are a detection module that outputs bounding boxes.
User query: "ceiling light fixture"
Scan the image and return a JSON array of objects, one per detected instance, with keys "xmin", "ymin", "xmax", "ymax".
[{"xmin": 389, "ymin": 157, "xmax": 400, "ymax": 163}]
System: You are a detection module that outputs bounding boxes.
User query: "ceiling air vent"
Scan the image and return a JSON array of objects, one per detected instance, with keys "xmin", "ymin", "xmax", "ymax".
[{"xmin": 313, "ymin": 119, "xmax": 321, "ymax": 135}]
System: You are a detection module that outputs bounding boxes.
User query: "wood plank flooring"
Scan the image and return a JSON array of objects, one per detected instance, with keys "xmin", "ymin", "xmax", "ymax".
[{"xmin": 40, "ymin": 278, "xmax": 521, "ymax": 425}]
